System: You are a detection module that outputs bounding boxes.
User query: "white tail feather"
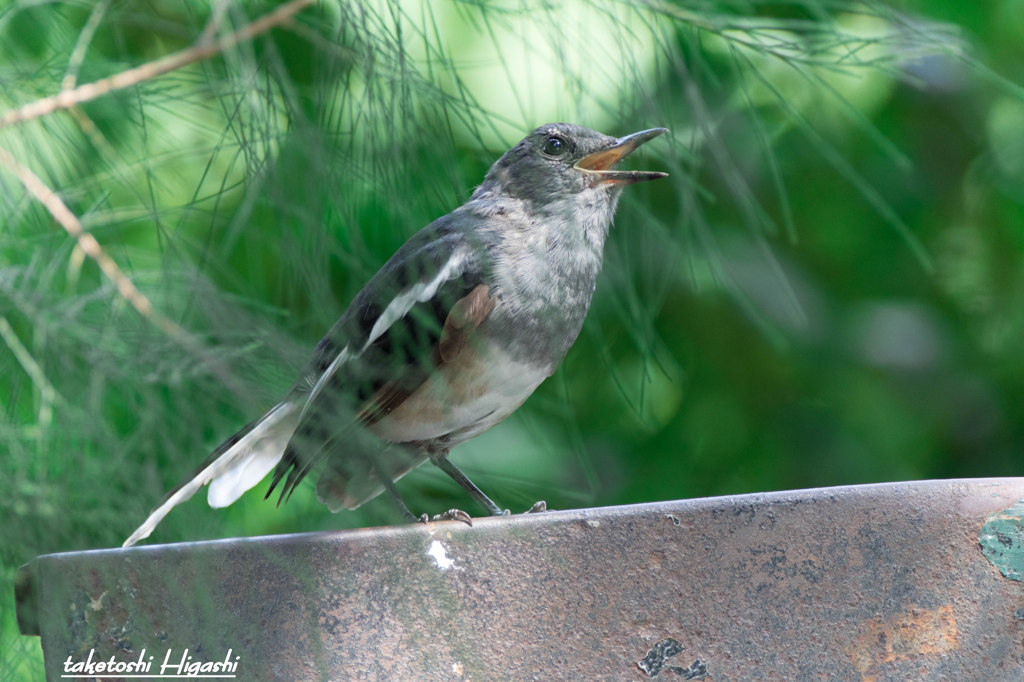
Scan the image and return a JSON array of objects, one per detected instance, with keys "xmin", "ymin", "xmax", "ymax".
[
  {"xmin": 123, "ymin": 401, "xmax": 300, "ymax": 547},
  {"xmin": 207, "ymin": 403, "xmax": 301, "ymax": 508}
]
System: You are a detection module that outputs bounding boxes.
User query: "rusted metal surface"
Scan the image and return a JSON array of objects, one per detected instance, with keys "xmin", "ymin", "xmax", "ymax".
[{"xmin": 16, "ymin": 478, "xmax": 1024, "ymax": 680}]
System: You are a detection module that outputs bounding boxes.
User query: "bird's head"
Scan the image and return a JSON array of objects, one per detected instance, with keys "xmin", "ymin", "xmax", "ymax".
[{"xmin": 476, "ymin": 123, "xmax": 668, "ymax": 211}]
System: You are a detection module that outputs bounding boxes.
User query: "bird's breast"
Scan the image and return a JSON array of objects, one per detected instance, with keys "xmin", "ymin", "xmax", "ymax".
[
  {"xmin": 367, "ymin": 339, "xmax": 550, "ymax": 446},
  {"xmin": 487, "ymin": 233, "xmax": 603, "ymax": 366}
]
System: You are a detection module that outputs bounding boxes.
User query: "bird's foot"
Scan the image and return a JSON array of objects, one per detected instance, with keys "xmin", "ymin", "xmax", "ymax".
[
  {"xmin": 525, "ymin": 500, "xmax": 547, "ymax": 514},
  {"xmin": 419, "ymin": 509, "xmax": 473, "ymax": 526}
]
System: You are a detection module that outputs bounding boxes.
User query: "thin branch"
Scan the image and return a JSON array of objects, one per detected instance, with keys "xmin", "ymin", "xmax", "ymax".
[
  {"xmin": 0, "ymin": 315, "xmax": 60, "ymax": 428},
  {"xmin": 62, "ymin": 0, "xmax": 112, "ymax": 90},
  {"xmin": 199, "ymin": 0, "xmax": 236, "ymax": 46},
  {"xmin": 0, "ymin": 0, "xmax": 315, "ymax": 130},
  {"xmin": 0, "ymin": 145, "xmax": 186, "ymax": 339}
]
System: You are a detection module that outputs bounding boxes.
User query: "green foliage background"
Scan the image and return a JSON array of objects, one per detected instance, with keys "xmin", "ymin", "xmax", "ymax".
[{"xmin": 1, "ymin": 0, "xmax": 1022, "ymax": 676}]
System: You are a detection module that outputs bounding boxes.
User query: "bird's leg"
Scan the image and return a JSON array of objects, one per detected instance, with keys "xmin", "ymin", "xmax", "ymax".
[
  {"xmin": 428, "ymin": 451, "xmax": 508, "ymax": 517},
  {"xmin": 524, "ymin": 500, "xmax": 547, "ymax": 514},
  {"xmin": 374, "ymin": 456, "xmax": 472, "ymax": 526},
  {"xmin": 375, "ymin": 469, "xmax": 420, "ymax": 523}
]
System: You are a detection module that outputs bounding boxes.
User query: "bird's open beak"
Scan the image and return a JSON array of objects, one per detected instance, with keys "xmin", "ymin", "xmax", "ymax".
[{"xmin": 575, "ymin": 127, "xmax": 669, "ymax": 185}]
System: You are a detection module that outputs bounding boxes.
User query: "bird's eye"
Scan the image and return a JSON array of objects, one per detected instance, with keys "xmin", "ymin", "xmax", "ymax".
[{"xmin": 542, "ymin": 136, "xmax": 567, "ymax": 156}]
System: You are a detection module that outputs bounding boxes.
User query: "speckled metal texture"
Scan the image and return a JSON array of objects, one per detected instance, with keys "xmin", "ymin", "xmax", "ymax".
[{"xmin": 16, "ymin": 479, "xmax": 1024, "ymax": 680}]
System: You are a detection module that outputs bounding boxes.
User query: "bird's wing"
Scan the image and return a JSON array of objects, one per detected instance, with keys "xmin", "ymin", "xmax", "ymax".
[{"xmin": 266, "ymin": 220, "xmax": 495, "ymax": 504}]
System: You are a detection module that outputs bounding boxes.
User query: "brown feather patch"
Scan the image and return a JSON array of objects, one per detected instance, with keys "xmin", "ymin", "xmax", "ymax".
[{"xmin": 439, "ymin": 284, "xmax": 495, "ymax": 363}]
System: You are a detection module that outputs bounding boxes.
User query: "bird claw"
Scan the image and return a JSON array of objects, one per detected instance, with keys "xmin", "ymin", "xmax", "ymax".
[
  {"xmin": 414, "ymin": 503, "xmax": 541, "ymax": 524},
  {"xmin": 425, "ymin": 509, "xmax": 473, "ymax": 526}
]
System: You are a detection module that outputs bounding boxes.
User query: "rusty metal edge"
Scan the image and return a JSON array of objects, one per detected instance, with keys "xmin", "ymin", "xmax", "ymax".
[{"xmin": 16, "ymin": 477, "xmax": 1024, "ymax": 639}]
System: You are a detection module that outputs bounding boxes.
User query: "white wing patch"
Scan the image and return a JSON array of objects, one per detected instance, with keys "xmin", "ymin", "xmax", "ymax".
[
  {"xmin": 364, "ymin": 246, "xmax": 470, "ymax": 350},
  {"xmin": 301, "ymin": 346, "xmax": 350, "ymax": 422}
]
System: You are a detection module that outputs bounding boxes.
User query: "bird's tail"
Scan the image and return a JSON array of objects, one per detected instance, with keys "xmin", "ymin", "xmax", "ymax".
[{"xmin": 123, "ymin": 401, "xmax": 301, "ymax": 547}]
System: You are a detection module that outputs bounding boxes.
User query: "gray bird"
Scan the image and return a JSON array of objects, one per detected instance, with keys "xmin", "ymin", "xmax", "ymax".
[{"xmin": 124, "ymin": 123, "xmax": 668, "ymax": 547}]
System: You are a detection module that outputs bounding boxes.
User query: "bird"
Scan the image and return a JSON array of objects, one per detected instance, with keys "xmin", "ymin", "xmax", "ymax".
[{"xmin": 123, "ymin": 123, "xmax": 668, "ymax": 547}]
